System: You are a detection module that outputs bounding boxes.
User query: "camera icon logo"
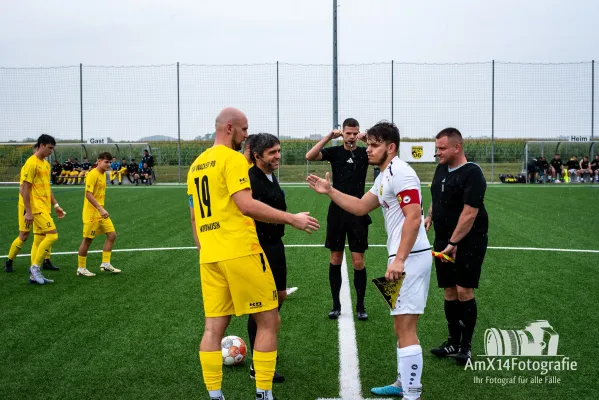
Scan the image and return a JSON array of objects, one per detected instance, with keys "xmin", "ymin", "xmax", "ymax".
[{"xmin": 484, "ymin": 320, "xmax": 559, "ymax": 356}]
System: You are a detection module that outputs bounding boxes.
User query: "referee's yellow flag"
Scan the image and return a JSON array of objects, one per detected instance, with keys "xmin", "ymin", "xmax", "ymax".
[{"xmin": 371, "ymin": 274, "xmax": 405, "ymax": 309}]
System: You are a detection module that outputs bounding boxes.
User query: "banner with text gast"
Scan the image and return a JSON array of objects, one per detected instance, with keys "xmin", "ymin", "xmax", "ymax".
[
  {"xmin": 87, "ymin": 137, "xmax": 109, "ymax": 144},
  {"xmin": 400, "ymin": 142, "xmax": 436, "ymax": 163}
]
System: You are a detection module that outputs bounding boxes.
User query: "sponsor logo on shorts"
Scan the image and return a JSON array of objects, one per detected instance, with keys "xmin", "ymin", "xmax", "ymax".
[{"xmin": 249, "ymin": 302, "xmax": 263, "ymax": 310}]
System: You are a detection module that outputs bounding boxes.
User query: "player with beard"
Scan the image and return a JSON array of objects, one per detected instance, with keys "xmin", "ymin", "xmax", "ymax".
[{"xmin": 308, "ymin": 121, "xmax": 431, "ymax": 400}]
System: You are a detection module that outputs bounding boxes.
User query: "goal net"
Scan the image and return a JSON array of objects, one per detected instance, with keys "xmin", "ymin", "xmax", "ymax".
[
  {"xmin": 523, "ymin": 141, "xmax": 599, "ymax": 183},
  {"xmin": 0, "ymin": 142, "xmax": 151, "ymax": 184}
]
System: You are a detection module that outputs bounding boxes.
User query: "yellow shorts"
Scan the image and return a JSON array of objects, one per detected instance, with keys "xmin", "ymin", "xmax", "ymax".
[
  {"xmin": 17, "ymin": 204, "xmax": 41, "ymax": 233},
  {"xmin": 200, "ymin": 253, "xmax": 278, "ymax": 317},
  {"xmin": 83, "ymin": 217, "xmax": 116, "ymax": 239},
  {"xmin": 32, "ymin": 211, "xmax": 56, "ymax": 234}
]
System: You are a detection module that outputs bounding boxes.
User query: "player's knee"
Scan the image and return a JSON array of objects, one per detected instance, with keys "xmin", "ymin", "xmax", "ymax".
[
  {"xmin": 107, "ymin": 231, "xmax": 117, "ymax": 241},
  {"xmin": 278, "ymin": 290, "xmax": 287, "ymax": 303},
  {"xmin": 444, "ymin": 287, "xmax": 458, "ymax": 300},
  {"xmin": 351, "ymin": 252, "xmax": 365, "ymax": 268},
  {"xmin": 256, "ymin": 309, "xmax": 281, "ymax": 332},
  {"xmin": 45, "ymin": 232, "xmax": 59, "ymax": 245},
  {"xmin": 330, "ymin": 252, "xmax": 343, "ymax": 265},
  {"xmin": 456, "ymin": 286, "xmax": 474, "ymax": 301},
  {"xmin": 19, "ymin": 231, "xmax": 30, "ymax": 241}
]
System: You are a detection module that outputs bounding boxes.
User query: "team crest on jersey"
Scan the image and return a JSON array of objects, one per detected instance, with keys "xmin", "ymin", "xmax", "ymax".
[{"xmin": 411, "ymin": 146, "xmax": 423, "ymax": 159}]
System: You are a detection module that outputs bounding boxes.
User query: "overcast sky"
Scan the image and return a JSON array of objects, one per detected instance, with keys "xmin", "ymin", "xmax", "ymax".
[
  {"xmin": 2, "ymin": 0, "xmax": 598, "ymax": 66},
  {"xmin": 1, "ymin": 0, "xmax": 598, "ymax": 142}
]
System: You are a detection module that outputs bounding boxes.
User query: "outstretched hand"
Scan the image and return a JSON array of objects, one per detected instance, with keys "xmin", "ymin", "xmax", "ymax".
[
  {"xmin": 291, "ymin": 212, "xmax": 320, "ymax": 234},
  {"xmin": 306, "ymin": 172, "xmax": 332, "ymax": 194}
]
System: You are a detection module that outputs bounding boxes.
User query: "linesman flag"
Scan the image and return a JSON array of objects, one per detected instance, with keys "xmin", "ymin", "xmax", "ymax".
[{"xmin": 371, "ymin": 274, "xmax": 406, "ymax": 309}]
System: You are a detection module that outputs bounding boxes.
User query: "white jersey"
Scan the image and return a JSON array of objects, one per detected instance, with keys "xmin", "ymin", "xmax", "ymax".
[{"xmin": 369, "ymin": 156, "xmax": 431, "ymax": 257}]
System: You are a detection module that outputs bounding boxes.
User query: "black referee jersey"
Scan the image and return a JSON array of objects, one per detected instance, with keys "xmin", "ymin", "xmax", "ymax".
[
  {"xmin": 430, "ymin": 162, "xmax": 488, "ymax": 240},
  {"xmin": 321, "ymin": 145, "xmax": 368, "ymax": 199},
  {"xmin": 248, "ymin": 165, "xmax": 287, "ymax": 244}
]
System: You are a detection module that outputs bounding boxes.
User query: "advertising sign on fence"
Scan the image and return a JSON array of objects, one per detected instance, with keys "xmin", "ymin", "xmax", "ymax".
[
  {"xmin": 87, "ymin": 137, "xmax": 109, "ymax": 144},
  {"xmin": 399, "ymin": 142, "xmax": 436, "ymax": 162}
]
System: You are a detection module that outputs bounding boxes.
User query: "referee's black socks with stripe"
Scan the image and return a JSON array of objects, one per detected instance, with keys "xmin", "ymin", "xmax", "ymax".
[
  {"xmin": 459, "ymin": 298, "xmax": 477, "ymax": 349},
  {"xmin": 353, "ymin": 268, "xmax": 367, "ymax": 311},
  {"xmin": 444, "ymin": 299, "xmax": 462, "ymax": 346},
  {"xmin": 329, "ymin": 263, "xmax": 342, "ymax": 310}
]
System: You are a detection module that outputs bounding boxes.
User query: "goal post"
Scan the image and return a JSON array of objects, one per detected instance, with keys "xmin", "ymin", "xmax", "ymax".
[
  {"xmin": 0, "ymin": 142, "xmax": 151, "ymax": 184},
  {"xmin": 523, "ymin": 141, "xmax": 599, "ymax": 183}
]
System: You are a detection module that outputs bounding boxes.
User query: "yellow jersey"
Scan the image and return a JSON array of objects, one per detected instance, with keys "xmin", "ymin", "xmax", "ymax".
[
  {"xmin": 187, "ymin": 145, "xmax": 262, "ymax": 264},
  {"xmin": 18, "ymin": 155, "xmax": 52, "ymax": 214},
  {"xmin": 83, "ymin": 168, "xmax": 107, "ymax": 221}
]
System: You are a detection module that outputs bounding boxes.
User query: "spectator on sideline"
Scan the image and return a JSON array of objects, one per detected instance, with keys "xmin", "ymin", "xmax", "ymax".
[
  {"xmin": 579, "ymin": 156, "xmax": 592, "ymax": 182},
  {"xmin": 51, "ymin": 160, "xmax": 62, "ymax": 185},
  {"xmin": 591, "ymin": 154, "xmax": 599, "ymax": 183},
  {"xmin": 549, "ymin": 154, "xmax": 563, "ymax": 183},
  {"xmin": 127, "ymin": 158, "xmax": 139, "ymax": 184},
  {"xmin": 566, "ymin": 155, "xmax": 580, "ymax": 183},
  {"xmin": 140, "ymin": 162, "xmax": 152, "ymax": 185},
  {"xmin": 536, "ymin": 156, "xmax": 549, "ymax": 183}
]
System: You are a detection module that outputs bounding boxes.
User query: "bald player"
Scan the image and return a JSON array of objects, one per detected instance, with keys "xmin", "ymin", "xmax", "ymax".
[{"xmin": 188, "ymin": 107, "xmax": 319, "ymax": 400}]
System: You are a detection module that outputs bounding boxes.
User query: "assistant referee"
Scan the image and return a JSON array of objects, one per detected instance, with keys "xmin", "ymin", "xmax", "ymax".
[{"xmin": 424, "ymin": 127, "xmax": 489, "ymax": 365}]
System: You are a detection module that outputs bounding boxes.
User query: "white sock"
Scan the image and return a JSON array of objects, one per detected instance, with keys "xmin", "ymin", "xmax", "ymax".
[
  {"xmin": 77, "ymin": 267, "xmax": 87, "ymax": 272},
  {"xmin": 393, "ymin": 346, "xmax": 402, "ymax": 387},
  {"xmin": 399, "ymin": 344, "xmax": 423, "ymax": 400},
  {"xmin": 208, "ymin": 389, "xmax": 222, "ymax": 399}
]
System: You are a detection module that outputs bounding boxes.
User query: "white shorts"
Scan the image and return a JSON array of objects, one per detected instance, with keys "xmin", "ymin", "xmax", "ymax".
[
  {"xmin": 389, "ymin": 251, "xmax": 432, "ymax": 315},
  {"xmin": 568, "ymin": 169, "xmax": 577, "ymax": 174}
]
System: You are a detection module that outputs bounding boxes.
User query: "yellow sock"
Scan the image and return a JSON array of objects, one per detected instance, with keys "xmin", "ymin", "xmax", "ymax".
[
  {"xmin": 253, "ymin": 350, "xmax": 277, "ymax": 391},
  {"xmin": 31, "ymin": 234, "xmax": 44, "ymax": 265},
  {"xmin": 78, "ymin": 255, "xmax": 87, "ymax": 268},
  {"xmin": 199, "ymin": 351, "xmax": 223, "ymax": 391},
  {"xmin": 8, "ymin": 237, "xmax": 24, "ymax": 260},
  {"xmin": 102, "ymin": 251, "xmax": 111, "ymax": 264},
  {"xmin": 33, "ymin": 233, "xmax": 58, "ymax": 266},
  {"xmin": 45, "ymin": 246, "xmax": 51, "ymax": 260}
]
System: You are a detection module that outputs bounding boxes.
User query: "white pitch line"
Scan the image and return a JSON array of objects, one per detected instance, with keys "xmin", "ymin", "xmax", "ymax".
[
  {"xmin": 337, "ymin": 252, "xmax": 362, "ymax": 400},
  {"xmin": 2, "ymin": 244, "xmax": 599, "ymax": 259}
]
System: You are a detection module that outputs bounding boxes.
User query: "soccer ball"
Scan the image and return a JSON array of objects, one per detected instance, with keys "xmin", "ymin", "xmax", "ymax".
[{"xmin": 221, "ymin": 335, "xmax": 247, "ymax": 366}]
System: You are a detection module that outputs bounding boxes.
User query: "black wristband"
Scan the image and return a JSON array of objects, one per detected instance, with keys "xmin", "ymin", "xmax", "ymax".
[{"xmin": 448, "ymin": 240, "xmax": 458, "ymax": 246}]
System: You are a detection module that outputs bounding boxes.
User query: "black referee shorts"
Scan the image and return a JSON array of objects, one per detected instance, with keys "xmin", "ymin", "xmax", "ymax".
[
  {"xmin": 434, "ymin": 233, "xmax": 488, "ymax": 289},
  {"xmin": 325, "ymin": 204, "xmax": 371, "ymax": 253},
  {"xmin": 261, "ymin": 240, "xmax": 287, "ymax": 291}
]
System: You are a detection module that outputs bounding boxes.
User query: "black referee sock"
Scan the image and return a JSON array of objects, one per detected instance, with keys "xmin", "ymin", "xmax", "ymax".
[
  {"xmin": 329, "ymin": 263, "xmax": 342, "ymax": 310},
  {"xmin": 353, "ymin": 267, "xmax": 367, "ymax": 311},
  {"xmin": 247, "ymin": 314, "xmax": 257, "ymax": 355},
  {"xmin": 444, "ymin": 299, "xmax": 462, "ymax": 346},
  {"xmin": 459, "ymin": 298, "xmax": 477, "ymax": 349}
]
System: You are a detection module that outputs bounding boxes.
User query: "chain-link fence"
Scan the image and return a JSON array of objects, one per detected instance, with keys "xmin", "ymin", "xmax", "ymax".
[{"xmin": 0, "ymin": 61, "xmax": 596, "ymax": 183}]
